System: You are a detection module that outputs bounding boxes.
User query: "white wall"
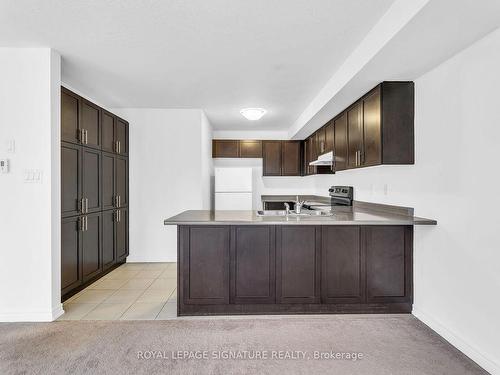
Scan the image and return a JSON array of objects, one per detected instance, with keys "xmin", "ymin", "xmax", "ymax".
[
  {"xmin": 110, "ymin": 108, "xmax": 213, "ymax": 262},
  {"xmin": 0, "ymin": 48, "xmax": 62, "ymax": 322}
]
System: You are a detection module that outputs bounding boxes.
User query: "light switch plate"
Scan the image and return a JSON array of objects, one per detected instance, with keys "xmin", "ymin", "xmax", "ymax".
[
  {"xmin": 0, "ymin": 159, "xmax": 9, "ymax": 173},
  {"xmin": 6, "ymin": 140, "xmax": 15, "ymax": 153}
]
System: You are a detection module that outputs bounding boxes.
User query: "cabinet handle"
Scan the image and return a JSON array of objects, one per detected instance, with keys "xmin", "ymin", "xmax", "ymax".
[
  {"xmin": 118, "ymin": 195, "xmax": 121, "ymax": 207},
  {"xmin": 118, "ymin": 141, "xmax": 121, "ymax": 154},
  {"xmin": 117, "ymin": 210, "xmax": 121, "ymax": 223},
  {"xmin": 80, "ymin": 198, "xmax": 85, "ymax": 214},
  {"xmin": 85, "ymin": 129, "xmax": 88, "ymax": 145},
  {"xmin": 84, "ymin": 216, "xmax": 88, "ymax": 231}
]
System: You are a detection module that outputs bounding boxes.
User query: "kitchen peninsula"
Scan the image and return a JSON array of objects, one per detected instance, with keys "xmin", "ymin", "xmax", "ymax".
[{"xmin": 164, "ymin": 200, "xmax": 436, "ymax": 316}]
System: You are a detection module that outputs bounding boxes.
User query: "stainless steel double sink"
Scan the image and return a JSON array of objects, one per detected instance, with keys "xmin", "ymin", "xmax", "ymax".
[{"xmin": 256, "ymin": 209, "xmax": 334, "ymax": 217}]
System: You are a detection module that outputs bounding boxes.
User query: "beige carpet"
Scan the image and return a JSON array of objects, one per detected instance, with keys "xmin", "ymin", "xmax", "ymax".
[{"xmin": 0, "ymin": 315, "xmax": 487, "ymax": 375}]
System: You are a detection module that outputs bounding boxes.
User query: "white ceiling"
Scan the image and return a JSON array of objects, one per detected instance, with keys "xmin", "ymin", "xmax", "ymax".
[{"xmin": 0, "ymin": 0, "xmax": 395, "ymax": 131}]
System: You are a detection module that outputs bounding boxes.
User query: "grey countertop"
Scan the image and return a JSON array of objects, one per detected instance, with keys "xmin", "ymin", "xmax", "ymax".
[{"xmin": 164, "ymin": 205, "xmax": 437, "ymax": 226}]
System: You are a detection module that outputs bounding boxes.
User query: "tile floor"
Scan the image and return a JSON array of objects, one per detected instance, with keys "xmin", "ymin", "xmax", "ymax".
[{"xmin": 59, "ymin": 262, "xmax": 177, "ymax": 321}]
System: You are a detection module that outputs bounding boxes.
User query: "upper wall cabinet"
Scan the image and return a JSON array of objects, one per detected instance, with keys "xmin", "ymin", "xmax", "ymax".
[
  {"xmin": 80, "ymin": 99, "xmax": 101, "ymax": 150},
  {"xmin": 262, "ymin": 141, "xmax": 282, "ymax": 176},
  {"xmin": 212, "ymin": 140, "xmax": 239, "ymax": 158},
  {"xmin": 239, "ymin": 140, "xmax": 262, "ymax": 158},
  {"xmin": 61, "ymin": 88, "xmax": 81, "ymax": 144}
]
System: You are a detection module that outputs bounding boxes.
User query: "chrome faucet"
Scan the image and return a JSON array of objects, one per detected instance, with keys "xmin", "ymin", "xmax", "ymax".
[
  {"xmin": 294, "ymin": 195, "xmax": 305, "ymax": 214},
  {"xmin": 284, "ymin": 202, "xmax": 290, "ymax": 216}
]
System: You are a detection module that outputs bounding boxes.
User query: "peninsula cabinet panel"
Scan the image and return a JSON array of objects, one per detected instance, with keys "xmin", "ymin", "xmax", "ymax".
[
  {"xmin": 81, "ymin": 212, "xmax": 102, "ymax": 282},
  {"xmin": 212, "ymin": 140, "xmax": 239, "ymax": 158},
  {"xmin": 61, "ymin": 89, "xmax": 81, "ymax": 144},
  {"xmin": 321, "ymin": 226, "xmax": 364, "ymax": 303},
  {"xmin": 116, "ymin": 208, "xmax": 129, "ymax": 261},
  {"xmin": 80, "ymin": 99, "xmax": 101, "ymax": 150},
  {"xmin": 333, "ymin": 113, "xmax": 348, "ymax": 171},
  {"xmin": 239, "ymin": 140, "xmax": 262, "ymax": 158},
  {"xmin": 281, "ymin": 141, "xmax": 301, "ymax": 176},
  {"xmin": 277, "ymin": 226, "xmax": 320, "ymax": 303},
  {"xmin": 182, "ymin": 226, "xmax": 230, "ymax": 304},
  {"xmin": 116, "ymin": 117, "xmax": 129, "ymax": 155},
  {"xmin": 82, "ymin": 148, "xmax": 102, "ymax": 213},
  {"xmin": 101, "ymin": 110, "xmax": 115, "ymax": 153},
  {"xmin": 115, "ymin": 156, "xmax": 128, "ymax": 207},
  {"xmin": 366, "ymin": 226, "xmax": 411, "ymax": 303},
  {"xmin": 230, "ymin": 226, "xmax": 275, "ymax": 304},
  {"xmin": 347, "ymin": 102, "xmax": 363, "ymax": 169},
  {"xmin": 262, "ymin": 141, "xmax": 282, "ymax": 176},
  {"xmin": 362, "ymin": 86, "xmax": 382, "ymax": 166},
  {"xmin": 101, "ymin": 152, "xmax": 116, "ymax": 211},
  {"xmin": 102, "ymin": 210, "xmax": 116, "ymax": 271},
  {"xmin": 61, "ymin": 216, "xmax": 82, "ymax": 295},
  {"xmin": 61, "ymin": 143, "xmax": 82, "ymax": 218}
]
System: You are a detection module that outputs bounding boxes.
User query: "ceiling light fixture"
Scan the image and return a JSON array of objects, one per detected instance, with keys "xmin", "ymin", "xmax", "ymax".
[{"xmin": 240, "ymin": 108, "xmax": 267, "ymax": 121}]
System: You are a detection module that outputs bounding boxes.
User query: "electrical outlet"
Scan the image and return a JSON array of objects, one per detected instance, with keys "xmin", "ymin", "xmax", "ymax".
[
  {"xmin": 24, "ymin": 169, "xmax": 43, "ymax": 183},
  {"xmin": 6, "ymin": 140, "xmax": 15, "ymax": 153},
  {"xmin": 0, "ymin": 159, "xmax": 9, "ymax": 173}
]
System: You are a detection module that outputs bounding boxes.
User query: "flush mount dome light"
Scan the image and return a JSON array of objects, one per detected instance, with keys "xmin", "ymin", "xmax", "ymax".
[{"xmin": 240, "ymin": 108, "xmax": 267, "ymax": 121}]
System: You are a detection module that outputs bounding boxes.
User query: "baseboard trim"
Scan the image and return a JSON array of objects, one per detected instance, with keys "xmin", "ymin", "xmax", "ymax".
[
  {"xmin": 0, "ymin": 303, "xmax": 64, "ymax": 322},
  {"xmin": 413, "ymin": 308, "xmax": 499, "ymax": 375}
]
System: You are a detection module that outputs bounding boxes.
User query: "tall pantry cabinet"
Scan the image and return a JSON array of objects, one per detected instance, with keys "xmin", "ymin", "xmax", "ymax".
[{"xmin": 61, "ymin": 87, "xmax": 129, "ymax": 301}]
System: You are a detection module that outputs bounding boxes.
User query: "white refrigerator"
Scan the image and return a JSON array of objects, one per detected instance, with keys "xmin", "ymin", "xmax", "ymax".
[{"xmin": 215, "ymin": 167, "xmax": 253, "ymax": 210}]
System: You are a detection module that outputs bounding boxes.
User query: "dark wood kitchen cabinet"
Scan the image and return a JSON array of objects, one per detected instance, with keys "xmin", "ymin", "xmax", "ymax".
[
  {"xmin": 101, "ymin": 152, "xmax": 116, "ymax": 211},
  {"xmin": 362, "ymin": 86, "xmax": 382, "ymax": 166},
  {"xmin": 239, "ymin": 140, "xmax": 262, "ymax": 158},
  {"xmin": 366, "ymin": 226, "xmax": 412, "ymax": 303},
  {"xmin": 276, "ymin": 226, "xmax": 320, "ymax": 304},
  {"xmin": 316, "ymin": 127, "xmax": 326, "ymax": 155},
  {"xmin": 81, "ymin": 212, "xmax": 102, "ymax": 282},
  {"xmin": 321, "ymin": 226, "xmax": 364, "ymax": 303},
  {"xmin": 177, "ymin": 224, "xmax": 413, "ymax": 316},
  {"xmin": 116, "ymin": 207, "xmax": 129, "ymax": 261},
  {"xmin": 102, "ymin": 209, "xmax": 116, "ymax": 271},
  {"xmin": 281, "ymin": 141, "xmax": 301, "ymax": 176},
  {"xmin": 116, "ymin": 117, "xmax": 129, "ymax": 156},
  {"xmin": 347, "ymin": 101, "xmax": 363, "ymax": 169},
  {"xmin": 262, "ymin": 140, "xmax": 282, "ymax": 176},
  {"xmin": 325, "ymin": 121, "xmax": 334, "ymax": 153},
  {"xmin": 181, "ymin": 226, "xmax": 230, "ymax": 305},
  {"xmin": 333, "ymin": 112, "xmax": 348, "ymax": 171},
  {"xmin": 61, "ymin": 142, "xmax": 82, "ymax": 218},
  {"xmin": 80, "ymin": 99, "xmax": 101, "ymax": 150},
  {"xmin": 115, "ymin": 156, "xmax": 128, "ymax": 207},
  {"xmin": 61, "ymin": 86, "xmax": 129, "ymax": 301},
  {"xmin": 230, "ymin": 226, "xmax": 275, "ymax": 304},
  {"xmin": 61, "ymin": 88, "xmax": 81, "ymax": 144},
  {"xmin": 61, "ymin": 216, "xmax": 82, "ymax": 295},
  {"xmin": 82, "ymin": 148, "xmax": 102, "ymax": 213},
  {"xmin": 212, "ymin": 140, "xmax": 239, "ymax": 158},
  {"xmin": 101, "ymin": 110, "xmax": 115, "ymax": 153}
]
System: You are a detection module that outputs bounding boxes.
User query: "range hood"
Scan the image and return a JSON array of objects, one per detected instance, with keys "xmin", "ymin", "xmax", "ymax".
[{"xmin": 309, "ymin": 151, "xmax": 335, "ymax": 166}]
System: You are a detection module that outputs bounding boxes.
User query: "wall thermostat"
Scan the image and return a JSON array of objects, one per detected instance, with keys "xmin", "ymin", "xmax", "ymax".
[{"xmin": 0, "ymin": 159, "xmax": 9, "ymax": 173}]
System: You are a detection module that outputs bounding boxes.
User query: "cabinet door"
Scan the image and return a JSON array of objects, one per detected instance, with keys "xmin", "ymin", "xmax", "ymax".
[
  {"xmin": 82, "ymin": 148, "xmax": 102, "ymax": 213},
  {"xmin": 239, "ymin": 140, "xmax": 262, "ymax": 158},
  {"xmin": 366, "ymin": 226, "xmax": 411, "ymax": 303},
  {"xmin": 61, "ymin": 142, "xmax": 82, "ymax": 217},
  {"xmin": 116, "ymin": 118, "xmax": 129, "ymax": 155},
  {"xmin": 325, "ymin": 121, "xmax": 334, "ymax": 153},
  {"xmin": 363, "ymin": 87, "xmax": 382, "ymax": 166},
  {"xmin": 277, "ymin": 226, "xmax": 320, "ymax": 303},
  {"xmin": 230, "ymin": 226, "xmax": 275, "ymax": 304},
  {"xmin": 101, "ymin": 152, "xmax": 115, "ymax": 211},
  {"xmin": 115, "ymin": 156, "xmax": 128, "ymax": 207},
  {"xmin": 262, "ymin": 141, "xmax": 282, "ymax": 176},
  {"xmin": 334, "ymin": 112, "xmax": 348, "ymax": 171},
  {"xmin": 80, "ymin": 99, "xmax": 101, "ymax": 149},
  {"xmin": 347, "ymin": 102, "xmax": 363, "ymax": 169},
  {"xmin": 116, "ymin": 208, "xmax": 129, "ymax": 261},
  {"xmin": 61, "ymin": 89, "xmax": 81, "ymax": 144},
  {"xmin": 102, "ymin": 210, "xmax": 116, "ymax": 271},
  {"xmin": 281, "ymin": 141, "xmax": 301, "ymax": 176},
  {"xmin": 101, "ymin": 111, "xmax": 115, "ymax": 153},
  {"xmin": 316, "ymin": 127, "xmax": 326, "ymax": 155},
  {"xmin": 212, "ymin": 140, "xmax": 239, "ymax": 158},
  {"xmin": 182, "ymin": 226, "xmax": 230, "ymax": 305},
  {"xmin": 321, "ymin": 226, "xmax": 364, "ymax": 303},
  {"xmin": 61, "ymin": 216, "xmax": 82, "ymax": 295},
  {"xmin": 307, "ymin": 136, "xmax": 316, "ymax": 175},
  {"xmin": 81, "ymin": 212, "xmax": 102, "ymax": 282}
]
